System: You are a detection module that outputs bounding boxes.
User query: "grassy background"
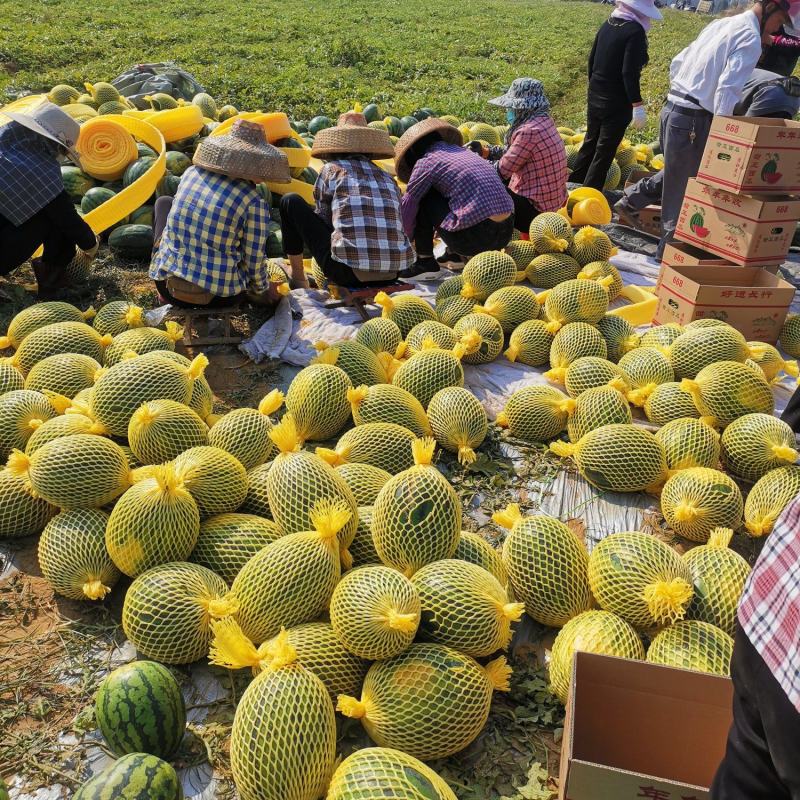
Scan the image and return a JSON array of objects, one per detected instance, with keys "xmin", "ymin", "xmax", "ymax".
[{"xmin": 0, "ymin": 0, "xmax": 709, "ymax": 138}]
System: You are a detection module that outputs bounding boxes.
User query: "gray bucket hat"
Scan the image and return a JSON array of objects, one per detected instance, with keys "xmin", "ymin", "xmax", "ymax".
[
  {"xmin": 2, "ymin": 98, "xmax": 82, "ymax": 165},
  {"xmin": 489, "ymin": 78, "xmax": 551, "ymax": 112}
]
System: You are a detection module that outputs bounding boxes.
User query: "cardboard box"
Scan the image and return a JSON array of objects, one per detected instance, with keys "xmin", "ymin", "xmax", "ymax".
[
  {"xmin": 636, "ymin": 205, "xmax": 662, "ymax": 237},
  {"xmin": 675, "ymin": 178, "xmax": 800, "ymax": 266},
  {"xmin": 654, "ymin": 262, "xmax": 795, "ymax": 342},
  {"xmin": 559, "ymin": 652, "xmax": 733, "ymax": 800},
  {"xmin": 698, "ymin": 115, "xmax": 800, "ymax": 195},
  {"xmin": 661, "ymin": 242, "xmax": 733, "ymax": 268}
]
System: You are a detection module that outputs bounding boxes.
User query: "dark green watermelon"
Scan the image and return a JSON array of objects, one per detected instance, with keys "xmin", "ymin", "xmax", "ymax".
[
  {"xmin": 400, "ymin": 115, "xmax": 418, "ymax": 133},
  {"xmin": 72, "ymin": 753, "xmax": 182, "ymax": 800},
  {"xmin": 308, "ymin": 115, "xmax": 333, "ymax": 135},
  {"xmin": 256, "ymin": 183, "xmax": 273, "ymax": 207},
  {"xmin": 384, "ymin": 116, "xmax": 403, "ymax": 137},
  {"xmin": 266, "ymin": 230, "xmax": 284, "ymax": 258},
  {"xmin": 130, "ymin": 205, "xmax": 154, "ymax": 226},
  {"xmin": 299, "ymin": 166, "xmax": 319, "ymax": 185},
  {"xmin": 156, "ymin": 174, "xmax": 181, "ymax": 198},
  {"xmin": 136, "ymin": 143, "xmax": 158, "ymax": 159},
  {"xmin": 62, "ymin": 166, "xmax": 96, "ymax": 201},
  {"xmin": 293, "ymin": 120, "xmax": 309, "ymax": 133},
  {"xmin": 165, "ymin": 151, "xmax": 192, "ymax": 177},
  {"xmin": 81, "ymin": 187, "xmax": 116, "ymax": 214},
  {"xmin": 414, "ymin": 107, "xmax": 435, "ymax": 121},
  {"xmin": 123, "ymin": 158, "xmax": 155, "ymax": 188},
  {"xmin": 95, "ymin": 661, "xmax": 186, "ymax": 758},
  {"xmin": 275, "ymin": 136, "xmax": 302, "ymax": 149},
  {"xmin": 363, "ymin": 103, "xmax": 380, "ymax": 123},
  {"xmin": 101, "ymin": 180, "xmax": 124, "ymax": 193},
  {"xmin": 108, "ymin": 224, "xmax": 155, "ymax": 260}
]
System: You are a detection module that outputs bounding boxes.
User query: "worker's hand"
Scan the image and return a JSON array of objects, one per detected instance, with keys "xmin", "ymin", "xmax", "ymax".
[
  {"xmin": 631, "ymin": 104, "xmax": 647, "ymax": 131},
  {"xmin": 464, "ymin": 140, "xmax": 488, "ymax": 158},
  {"xmin": 82, "ymin": 236, "xmax": 100, "ymax": 261}
]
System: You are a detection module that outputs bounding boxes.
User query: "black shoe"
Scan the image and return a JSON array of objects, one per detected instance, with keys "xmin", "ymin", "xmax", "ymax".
[
  {"xmin": 436, "ymin": 250, "xmax": 465, "ymax": 267},
  {"xmin": 400, "ymin": 258, "xmax": 441, "ymax": 281}
]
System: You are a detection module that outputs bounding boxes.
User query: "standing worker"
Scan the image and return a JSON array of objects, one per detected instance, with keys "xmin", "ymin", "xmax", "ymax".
[
  {"xmin": 569, "ymin": 0, "xmax": 661, "ymax": 191},
  {"xmin": 760, "ymin": 24, "xmax": 800, "ymax": 75},
  {"xmin": 617, "ymin": 0, "xmax": 798, "ymax": 258}
]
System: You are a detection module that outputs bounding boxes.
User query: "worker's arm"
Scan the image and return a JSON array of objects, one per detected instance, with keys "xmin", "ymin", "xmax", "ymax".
[
  {"xmin": 400, "ymin": 158, "xmax": 436, "ymax": 240},
  {"xmin": 43, "ymin": 190, "xmax": 97, "ymax": 252},
  {"xmin": 242, "ymin": 196, "xmax": 271, "ymax": 291},
  {"xmin": 714, "ymin": 41, "xmax": 763, "ymax": 116},
  {"xmin": 588, "ymin": 29, "xmax": 599, "ymax": 79},
  {"xmin": 770, "ymin": 33, "xmax": 800, "ymax": 48},
  {"xmin": 497, "ymin": 127, "xmax": 534, "ymax": 182},
  {"xmin": 622, "ymin": 30, "xmax": 648, "ymax": 105}
]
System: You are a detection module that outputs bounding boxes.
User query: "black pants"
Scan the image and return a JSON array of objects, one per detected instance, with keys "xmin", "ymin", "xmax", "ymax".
[
  {"xmin": 711, "ymin": 621, "xmax": 800, "ymax": 799},
  {"xmin": 781, "ymin": 386, "xmax": 800, "ymax": 432},
  {"xmin": 508, "ymin": 189, "xmax": 540, "ymax": 234},
  {"xmin": 279, "ymin": 193, "xmax": 397, "ymax": 288},
  {"xmin": 414, "ymin": 188, "xmax": 514, "ymax": 258},
  {"xmin": 0, "ymin": 190, "xmax": 95, "ymax": 276},
  {"xmin": 569, "ymin": 97, "xmax": 632, "ymax": 191}
]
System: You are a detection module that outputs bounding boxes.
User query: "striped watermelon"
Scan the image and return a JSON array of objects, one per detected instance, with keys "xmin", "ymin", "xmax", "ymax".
[
  {"xmin": 72, "ymin": 753, "xmax": 182, "ymax": 799},
  {"xmin": 95, "ymin": 661, "xmax": 186, "ymax": 759}
]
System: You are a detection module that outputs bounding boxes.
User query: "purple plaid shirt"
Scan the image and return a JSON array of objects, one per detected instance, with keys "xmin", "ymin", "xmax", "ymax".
[{"xmin": 401, "ymin": 141, "xmax": 514, "ymax": 238}]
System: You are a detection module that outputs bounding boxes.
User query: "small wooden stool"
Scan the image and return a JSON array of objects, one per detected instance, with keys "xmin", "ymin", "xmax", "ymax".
[
  {"xmin": 169, "ymin": 305, "xmax": 244, "ymax": 346},
  {"xmin": 325, "ymin": 282, "xmax": 414, "ymax": 322}
]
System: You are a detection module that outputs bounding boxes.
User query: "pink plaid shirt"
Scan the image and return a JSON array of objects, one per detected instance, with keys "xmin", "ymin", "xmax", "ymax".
[{"xmin": 738, "ymin": 494, "xmax": 800, "ymax": 711}]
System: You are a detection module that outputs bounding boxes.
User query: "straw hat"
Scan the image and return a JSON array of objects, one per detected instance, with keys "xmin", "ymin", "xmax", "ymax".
[
  {"xmin": 394, "ymin": 118, "xmax": 462, "ymax": 183},
  {"xmin": 489, "ymin": 78, "xmax": 551, "ymax": 112},
  {"xmin": 193, "ymin": 119, "xmax": 290, "ymax": 183},
  {"xmin": 2, "ymin": 98, "xmax": 82, "ymax": 165},
  {"xmin": 311, "ymin": 113, "xmax": 395, "ymax": 160}
]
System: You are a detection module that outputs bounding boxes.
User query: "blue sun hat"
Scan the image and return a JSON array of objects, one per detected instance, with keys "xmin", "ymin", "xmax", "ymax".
[{"xmin": 489, "ymin": 78, "xmax": 551, "ymax": 112}]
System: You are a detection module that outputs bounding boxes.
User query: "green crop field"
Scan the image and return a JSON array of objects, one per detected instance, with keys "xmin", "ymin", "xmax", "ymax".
[{"xmin": 0, "ymin": 0, "xmax": 709, "ymax": 138}]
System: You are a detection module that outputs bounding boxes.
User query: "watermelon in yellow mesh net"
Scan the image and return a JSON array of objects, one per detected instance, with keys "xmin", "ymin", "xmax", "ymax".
[
  {"xmin": 660, "ymin": 467, "xmax": 743, "ymax": 543},
  {"xmin": 504, "ymin": 239, "xmax": 537, "ymax": 270},
  {"xmin": 460, "ymin": 251, "xmax": 519, "ymax": 300},
  {"xmin": 216, "ymin": 630, "xmax": 336, "ymax": 800},
  {"xmin": 680, "ymin": 361, "xmax": 774, "ymax": 427},
  {"xmin": 38, "ymin": 509, "xmax": 120, "ymax": 600},
  {"xmin": 330, "ymin": 564, "xmax": 421, "ymax": 659},
  {"xmin": 474, "ymin": 286, "xmax": 541, "ymax": 333},
  {"xmin": 230, "ymin": 500, "xmax": 349, "ymax": 643},
  {"xmin": 312, "ymin": 340, "xmax": 388, "ymax": 386},
  {"xmin": 497, "ymin": 385, "xmax": 574, "ymax": 442},
  {"xmin": 127, "ymin": 399, "xmax": 209, "ymax": 465},
  {"xmin": 411, "ymin": 559, "xmax": 523, "ymax": 657},
  {"xmin": 92, "ymin": 300, "xmax": 145, "ymax": 337},
  {"xmin": 25, "ymin": 413, "xmax": 106, "ymax": 455},
  {"xmin": 655, "ymin": 418, "xmax": 721, "ymax": 471},
  {"xmin": 0, "ymin": 359, "xmax": 24, "ymax": 395},
  {"xmin": 640, "ymin": 323, "xmax": 684, "ymax": 354},
  {"xmin": 355, "ymin": 316, "xmax": 403, "ymax": 355},
  {"xmin": 494, "ymin": 504, "xmax": 591, "ymax": 626},
  {"xmin": 91, "ymin": 352, "xmax": 208, "ymax": 437},
  {"xmin": 0, "ymin": 389, "xmax": 59, "ymax": 461},
  {"xmin": 542, "ymin": 279, "xmax": 610, "ymax": 333},
  {"xmin": 102, "ymin": 323, "xmax": 183, "ymax": 367},
  {"xmin": 684, "ymin": 528, "xmax": 750, "ymax": 637},
  {"xmin": 404, "ymin": 320, "xmax": 457, "ymax": 356},
  {"xmin": 685, "ymin": 319, "xmax": 728, "ymax": 330},
  {"xmin": 747, "ymin": 341, "xmax": 798, "ymax": 382},
  {"xmin": 644, "ymin": 382, "xmax": 701, "ymax": 425},
  {"xmin": 374, "ymin": 292, "xmax": 437, "ymax": 337},
  {"xmin": 106, "ymin": 464, "xmax": 200, "ymax": 577},
  {"xmin": 452, "ymin": 313, "xmax": 504, "ymax": 364},
  {"xmin": 529, "ymin": 212, "xmax": 573, "ymax": 255},
  {"xmin": 349, "ymin": 505, "xmax": 381, "ymax": 567},
  {"xmin": 577, "ymin": 260, "xmax": 623, "ymax": 301},
  {"xmin": 525, "ymin": 253, "xmax": 580, "ymax": 289},
  {"xmin": 391, "ymin": 346, "xmax": 466, "ymax": 409},
  {"xmin": 588, "ymin": 530, "xmax": 694, "ymax": 631},
  {"xmin": 207, "ymin": 390, "xmax": 283, "ymax": 470},
  {"xmin": 455, "ymin": 531, "xmax": 507, "ymax": 584},
  {"xmin": 285, "ymin": 362, "xmax": 352, "ymax": 442},
  {"xmin": 326, "ymin": 747, "xmax": 457, "ymax": 800},
  {"xmin": 618, "ymin": 348, "xmax": 674, "ymax": 406},
  {"xmin": 744, "ymin": 465, "xmax": 800, "ymax": 536},
  {"xmin": 238, "ymin": 462, "xmax": 273, "ymax": 518},
  {"xmin": 337, "ymin": 644, "xmax": 510, "ymax": 760},
  {"xmin": 646, "ymin": 620, "xmax": 733, "ymax": 676},
  {"xmin": 436, "ymin": 274, "xmax": 466, "ymax": 304},
  {"xmin": 24, "ymin": 353, "xmax": 101, "ymax": 399},
  {"xmin": 155, "ymin": 351, "xmax": 215, "ymax": 423},
  {"xmin": 596, "ymin": 315, "xmax": 639, "ymax": 363},
  {"xmin": 504, "ymin": 320, "xmax": 554, "ymax": 366},
  {"xmin": 568, "ymin": 226, "xmax": 616, "ymax": 266},
  {"xmin": 372, "ymin": 438, "xmax": 461, "ymax": 576},
  {"xmin": 720, "ymin": 413, "xmax": 798, "ymax": 482},
  {"xmin": 8, "ymin": 434, "xmax": 130, "ymax": 509},
  {"xmin": 549, "ymin": 610, "xmax": 645, "ymax": 703},
  {"xmin": 0, "ymin": 302, "xmax": 92, "ymax": 351},
  {"xmin": 550, "ymin": 424, "xmax": 667, "ymax": 493},
  {"xmin": 564, "ymin": 356, "xmax": 629, "ymax": 398},
  {"xmin": 317, "ymin": 422, "xmax": 417, "ymax": 475},
  {"xmin": 546, "ymin": 323, "xmax": 608, "ymax": 383},
  {"xmin": 336, "ymin": 463, "xmax": 392, "ymax": 506},
  {"xmin": 567, "ymin": 385, "xmax": 632, "ymax": 442},
  {"xmin": 122, "ymin": 561, "xmax": 235, "ymax": 663},
  {"xmin": 427, "ymin": 386, "xmax": 488, "ymax": 465},
  {"xmin": 779, "ymin": 313, "xmax": 800, "ymax": 358},
  {"xmin": 669, "ymin": 325, "xmax": 749, "ymax": 380},
  {"xmin": 0, "ymin": 466, "xmax": 56, "ymax": 538},
  {"xmin": 9, "ymin": 322, "xmax": 110, "ymax": 376},
  {"xmin": 189, "ymin": 512, "xmax": 283, "ymax": 584},
  {"xmin": 436, "ymin": 294, "xmax": 478, "ymax": 327},
  {"xmin": 348, "ymin": 384, "xmax": 432, "ymax": 438},
  {"xmin": 172, "ymin": 445, "xmax": 248, "ymax": 517}
]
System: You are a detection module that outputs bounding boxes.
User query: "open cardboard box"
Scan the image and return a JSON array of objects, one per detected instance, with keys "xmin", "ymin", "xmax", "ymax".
[
  {"xmin": 559, "ymin": 652, "xmax": 733, "ymax": 800},
  {"xmin": 661, "ymin": 242, "xmax": 734, "ymax": 269}
]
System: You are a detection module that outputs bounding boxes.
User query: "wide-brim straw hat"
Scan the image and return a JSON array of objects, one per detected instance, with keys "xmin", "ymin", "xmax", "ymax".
[
  {"xmin": 489, "ymin": 77, "xmax": 551, "ymax": 112},
  {"xmin": 394, "ymin": 118, "xmax": 463, "ymax": 183},
  {"xmin": 193, "ymin": 119, "xmax": 290, "ymax": 183},
  {"xmin": 311, "ymin": 114, "xmax": 395, "ymax": 160},
  {"xmin": 2, "ymin": 98, "xmax": 82, "ymax": 165}
]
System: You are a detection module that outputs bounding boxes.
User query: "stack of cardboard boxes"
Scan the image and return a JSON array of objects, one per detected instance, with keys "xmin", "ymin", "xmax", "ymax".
[{"xmin": 653, "ymin": 116, "xmax": 800, "ymax": 342}]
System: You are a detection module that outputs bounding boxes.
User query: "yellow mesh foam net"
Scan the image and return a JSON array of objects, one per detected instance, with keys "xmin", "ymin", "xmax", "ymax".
[
  {"xmin": 238, "ymin": 462, "xmax": 273, "ymax": 518},
  {"xmin": 566, "ymin": 385, "xmax": 632, "ymax": 443},
  {"xmin": 91, "ymin": 301, "xmax": 145, "ymax": 337},
  {"xmin": 542, "ymin": 279, "xmax": 609, "ymax": 331},
  {"xmin": 169, "ymin": 445, "xmax": 247, "ymax": 518},
  {"xmin": 285, "ymin": 362, "xmax": 352, "ymax": 442},
  {"xmin": 654, "ymin": 418, "xmax": 721, "ymax": 471},
  {"xmin": 127, "ymin": 399, "xmax": 209, "ymax": 465},
  {"xmin": 720, "ymin": 412, "xmax": 798, "ymax": 482},
  {"xmin": 646, "ymin": 619, "xmax": 733, "ymax": 676},
  {"xmin": 474, "ymin": 286, "xmax": 541, "ymax": 333},
  {"xmin": 354, "ymin": 317, "xmax": 403, "ymax": 355},
  {"xmin": 546, "ymin": 322, "xmax": 608, "ymax": 384},
  {"xmin": 348, "ymin": 384, "xmax": 432, "ymax": 438},
  {"xmin": 348, "ymin": 505, "xmax": 381, "ymax": 568},
  {"xmin": 643, "ymin": 382, "xmax": 701, "ymax": 425},
  {"xmin": 497, "ymin": 385, "xmax": 574, "ymax": 443},
  {"xmin": 317, "ymin": 422, "xmax": 417, "ymax": 475},
  {"xmin": 426, "ymin": 386, "xmax": 488, "ymax": 465},
  {"xmin": 595, "ymin": 315, "xmax": 639, "ymax": 363},
  {"xmin": 744, "ymin": 465, "xmax": 800, "ymax": 536},
  {"xmin": 312, "ymin": 340, "xmax": 388, "ymax": 387},
  {"xmin": 0, "ymin": 360, "xmax": 24, "ymax": 394},
  {"xmin": 504, "ymin": 320, "xmax": 554, "ymax": 366},
  {"xmin": 564, "ymin": 356, "xmax": 628, "ymax": 398},
  {"xmin": 618, "ymin": 347, "xmax": 675, "ymax": 407},
  {"xmin": 11, "ymin": 322, "xmax": 109, "ymax": 376},
  {"xmin": 0, "ymin": 389, "xmax": 58, "ymax": 461},
  {"xmin": 25, "ymin": 414, "xmax": 104, "ymax": 456},
  {"xmin": 335, "ymin": 463, "xmax": 392, "ymax": 506},
  {"xmin": 404, "ymin": 320, "xmax": 457, "ymax": 356},
  {"xmin": 453, "ymin": 313, "xmax": 504, "ymax": 365},
  {"xmin": 103, "ymin": 324, "xmax": 183, "ymax": 367},
  {"xmin": 0, "ymin": 465, "xmax": 56, "ymax": 538},
  {"xmin": 454, "ymin": 531, "xmax": 507, "ymax": 585},
  {"xmin": 460, "ymin": 251, "xmax": 518, "ymax": 301},
  {"xmin": 526, "ymin": 253, "xmax": 580, "ymax": 289},
  {"xmin": 391, "ymin": 348, "xmax": 465, "ymax": 409},
  {"xmin": 0, "ymin": 302, "xmax": 91, "ymax": 351},
  {"xmin": 779, "ymin": 313, "xmax": 800, "ymax": 358},
  {"xmin": 669, "ymin": 325, "xmax": 749, "ymax": 380},
  {"xmin": 374, "ymin": 292, "xmax": 437, "ymax": 337},
  {"xmin": 24, "ymin": 353, "xmax": 101, "ymax": 399},
  {"xmin": 529, "ymin": 212, "xmax": 573, "ymax": 255}
]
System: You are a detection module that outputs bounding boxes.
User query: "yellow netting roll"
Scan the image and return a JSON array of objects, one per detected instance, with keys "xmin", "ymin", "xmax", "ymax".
[
  {"xmin": 330, "ymin": 564, "xmax": 421, "ymax": 659},
  {"xmin": 349, "ymin": 383, "xmax": 432, "ymax": 438},
  {"xmin": 337, "ymin": 644, "xmax": 510, "ymax": 760},
  {"xmin": 127, "ymin": 399, "xmax": 209, "ymax": 465},
  {"xmin": 720, "ymin": 412, "xmax": 798, "ymax": 482},
  {"xmin": 335, "ymin": 463, "xmax": 391, "ymax": 506},
  {"xmin": 426, "ymin": 386, "xmax": 488, "ymax": 465},
  {"xmin": 646, "ymin": 620, "xmax": 733, "ymax": 676},
  {"xmin": 172, "ymin": 445, "xmax": 248, "ymax": 518},
  {"xmin": 654, "ymin": 417, "xmax": 721, "ymax": 471},
  {"xmin": 0, "ymin": 465, "xmax": 56, "ymax": 538},
  {"xmin": 567, "ymin": 385, "xmax": 632, "ymax": 442},
  {"xmin": 78, "ymin": 117, "xmax": 138, "ymax": 181},
  {"xmin": 317, "ymin": 422, "xmax": 417, "ymax": 475},
  {"xmin": 496, "ymin": 385, "xmax": 574, "ymax": 443},
  {"xmin": 744, "ymin": 465, "xmax": 800, "ymax": 536},
  {"xmin": 454, "ymin": 531, "xmax": 507, "ymax": 585}
]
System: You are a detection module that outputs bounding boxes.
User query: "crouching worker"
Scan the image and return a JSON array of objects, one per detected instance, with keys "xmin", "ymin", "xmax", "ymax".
[
  {"xmin": 150, "ymin": 119, "xmax": 290, "ymax": 307},
  {"xmin": 0, "ymin": 99, "xmax": 98, "ymax": 298},
  {"xmin": 279, "ymin": 112, "xmax": 413, "ymax": 290},
  {"xmin": 396, "ymin": 118, "xmax": 514, "ymax": 280}
]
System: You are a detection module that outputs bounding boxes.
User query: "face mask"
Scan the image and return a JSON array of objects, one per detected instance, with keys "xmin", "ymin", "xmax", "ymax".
[{"xmin": 506, "ymin": 109, "xmax": 516, "ymax": 124}]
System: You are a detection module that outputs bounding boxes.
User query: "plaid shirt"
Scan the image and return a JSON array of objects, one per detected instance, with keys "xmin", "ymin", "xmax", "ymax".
[
  {"xmin": 488, "ymin": 118, "xmax": 568, "ymax": 212},
  {"xmin": 150, "ymin": 166, "xmax": 270, "ymax": 297},
  {"xmin": 401, "ymin": 141, "xmax": 513, "ymax": 238},
  {"xmin": 739, "ymin": 495, "xmax": 800, "ymax": 711},
  {"xmin": 315, "ymin": 157, "xmax": 413, "ymax": 273},
  {"xmin": 0, "ymin": 121, "xmax": 64, "ymax": 226}
]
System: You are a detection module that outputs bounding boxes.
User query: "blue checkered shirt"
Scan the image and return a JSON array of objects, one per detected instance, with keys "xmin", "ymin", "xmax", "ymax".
[
  {"xmin": 150, "ymin": 166, "xmax": 271, "ymax": 297},
  {"xmin": 0, "ymin": 121, "xmax": 64, "ymax": 226}
]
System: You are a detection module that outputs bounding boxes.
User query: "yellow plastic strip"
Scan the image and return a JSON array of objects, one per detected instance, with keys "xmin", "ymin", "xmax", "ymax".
[
  {"xmin": 78, "ymin": 117, "xmax": 138, "ymax": 181},
  {"xmin": 267, "ymin": 177, "xmax": 315, "ymax": 204},
  {"xmin": 142, "ymin": 105, "xmax": 204, "ymax": 143},
  {"xmin": 608, "ymin": 284, "xmax": 658, "ymax": 326}
]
